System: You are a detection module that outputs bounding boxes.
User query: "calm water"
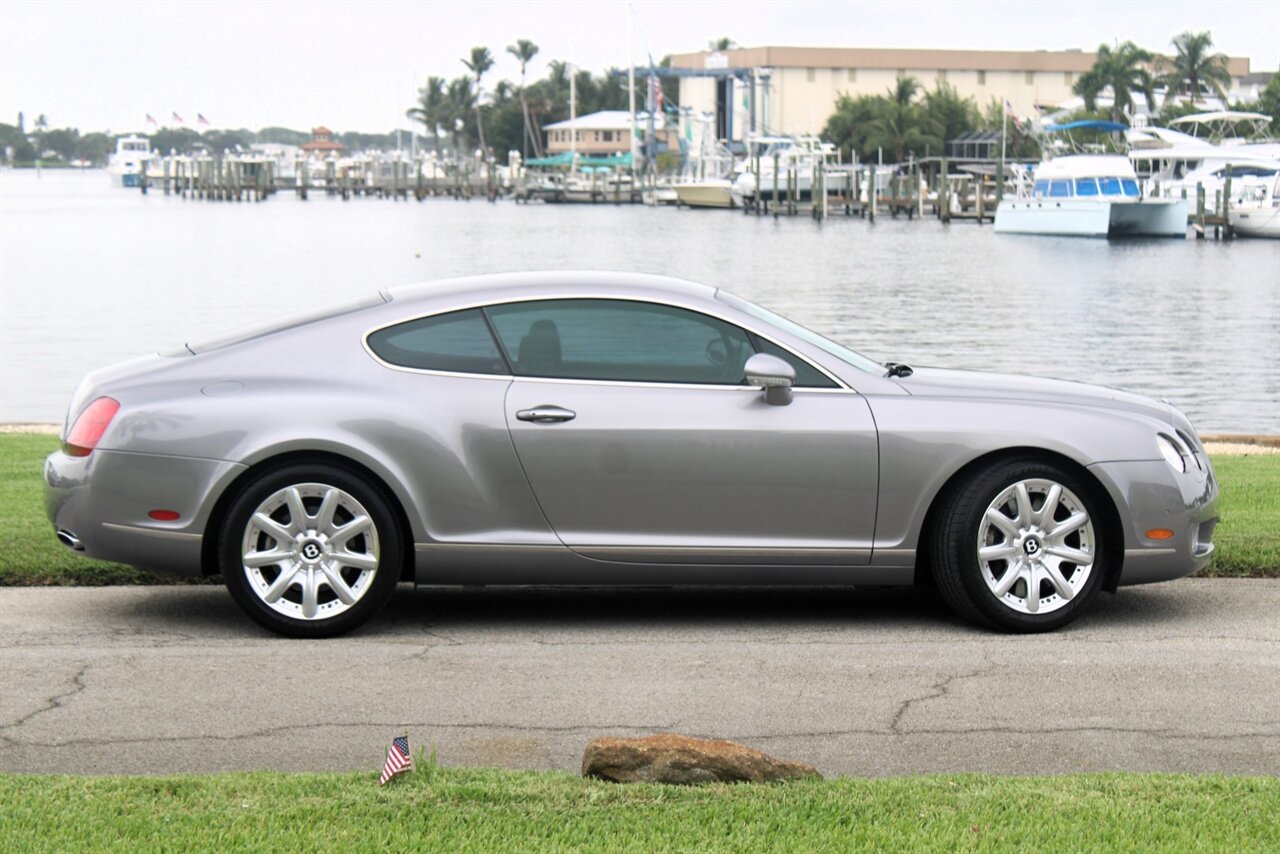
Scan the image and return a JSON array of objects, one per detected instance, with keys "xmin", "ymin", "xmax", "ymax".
[{"xmin": 1, "ymin": 169, "xmax": 1278, "ymax": 432}]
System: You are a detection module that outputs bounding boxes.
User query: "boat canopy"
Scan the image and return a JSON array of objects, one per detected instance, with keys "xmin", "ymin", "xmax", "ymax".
[
  {"xmin": 1169, "ymin": 111, "xmax": 1269, "ymax": 126},
  {"xmin": 1043, "ymin": 120, "xmax": 1129, "ymax": 133},
  {"xmin": 1167, "ymin": 111, "xmax": 1272, "ymax": 142}
]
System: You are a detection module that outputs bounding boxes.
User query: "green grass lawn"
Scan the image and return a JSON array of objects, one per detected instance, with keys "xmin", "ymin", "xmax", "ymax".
[
  {"xmin": 1, "ymin": 769, "xmax": 1276, "ymax": 852},
  {"xmin": 1, "ymin": 433, "xmax": 1277, "ymax": 584}
]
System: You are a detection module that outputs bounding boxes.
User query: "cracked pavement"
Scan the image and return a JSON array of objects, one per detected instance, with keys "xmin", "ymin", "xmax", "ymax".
[{"xmin": 1, "ymin": 579, "xmax": 1277, "ymax": 776}]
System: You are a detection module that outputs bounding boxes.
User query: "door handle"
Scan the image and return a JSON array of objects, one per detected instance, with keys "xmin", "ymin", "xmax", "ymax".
[{"xmin": 515, "ymin": 405, "xmax": 576, "ymax": 424}]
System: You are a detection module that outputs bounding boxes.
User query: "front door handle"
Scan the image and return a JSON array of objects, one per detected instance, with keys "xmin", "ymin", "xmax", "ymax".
[{"xmin": 515, "ymin": 405, "xmax": 576, "ymax": 424}]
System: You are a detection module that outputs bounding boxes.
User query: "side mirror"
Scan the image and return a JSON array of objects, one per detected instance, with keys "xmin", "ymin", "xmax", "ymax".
[{"xmin": 744, "ymin": 353, "xmax": 795, "ymax": 406}]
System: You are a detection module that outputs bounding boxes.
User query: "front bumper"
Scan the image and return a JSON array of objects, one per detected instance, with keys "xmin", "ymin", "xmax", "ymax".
[
  {"xmin": 1088, "ymin": 456, "xmax": 1219, "ymax": 586},
  {"xmin": 44, "ymin": 448, "xmax": 246, "ymax": 577}
]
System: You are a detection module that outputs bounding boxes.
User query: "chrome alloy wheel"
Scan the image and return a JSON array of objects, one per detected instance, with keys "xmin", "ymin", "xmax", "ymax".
[
  {"xmin": 976, "ymin": 478, "xmax": 1095, "ymax": 615},
  {"xmin": 240, "ymin": 483, "xmax": 381, "ymax": 621}
]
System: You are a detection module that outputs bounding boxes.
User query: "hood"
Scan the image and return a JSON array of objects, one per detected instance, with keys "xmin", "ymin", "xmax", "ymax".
[{"xmin": 893, "ymin": 367, "xmax": 1173, "ymax": 424}]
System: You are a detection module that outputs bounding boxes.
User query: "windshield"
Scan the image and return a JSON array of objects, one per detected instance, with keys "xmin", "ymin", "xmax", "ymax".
[{"xmin": 715, "ymin": 290, "xmax": 884, "ymax": 374}]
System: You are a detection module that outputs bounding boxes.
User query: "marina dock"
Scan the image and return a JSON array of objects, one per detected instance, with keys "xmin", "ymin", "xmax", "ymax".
[{"xmin": 131, "ymin": 150, "xmax": 1243, "ymax": 239}]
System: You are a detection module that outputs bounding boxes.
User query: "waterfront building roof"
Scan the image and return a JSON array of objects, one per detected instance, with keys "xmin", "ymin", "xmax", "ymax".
[{"xmin": 669, "ymin": 45, "xmax": 1251, "ymax": 77}]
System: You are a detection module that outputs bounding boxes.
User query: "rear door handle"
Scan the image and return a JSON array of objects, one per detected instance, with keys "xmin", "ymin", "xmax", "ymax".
[{"xmin": 515, "ymin": 405, "xmax": 576, "ymax": 423}]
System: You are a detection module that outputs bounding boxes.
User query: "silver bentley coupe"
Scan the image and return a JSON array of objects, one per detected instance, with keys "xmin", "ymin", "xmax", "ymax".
[{"xmin": 45, "ymin": 272, "xmax": 1219, "ymax": 636}]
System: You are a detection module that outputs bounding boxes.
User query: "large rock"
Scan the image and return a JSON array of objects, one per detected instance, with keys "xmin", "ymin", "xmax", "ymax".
[{"xmin": 581, "ymin": 734, "xmax": 821, "ymax": 785}]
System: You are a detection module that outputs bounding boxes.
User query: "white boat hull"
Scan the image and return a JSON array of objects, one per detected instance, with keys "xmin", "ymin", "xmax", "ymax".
[
  {"xmin": 673, "ymin": 181, "xmax": 735, "ymax": 209},
  {"xmin": 1229, "ymin": 206, "xmax": 1280, "ymax": 238},
  {"xmin": 994, "ymin": 199, "xmax": 1187, "ymax": 237}
]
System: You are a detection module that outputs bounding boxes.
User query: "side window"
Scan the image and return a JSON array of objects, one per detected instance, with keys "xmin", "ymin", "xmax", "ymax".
[
  {"xmin": 750, "ymin": 336, "xmax": 838, "ymax": 388},
  {"xmin": 1098, "ymin": 177, "xmax": 1122, "ymax": 196},
  {"xmin": 486, "ymin": 299, "xmax": 755, "ymax": 385},
  {"xmin": 367, "ymin": 308, "xmax": 507, "ymax": 375}
]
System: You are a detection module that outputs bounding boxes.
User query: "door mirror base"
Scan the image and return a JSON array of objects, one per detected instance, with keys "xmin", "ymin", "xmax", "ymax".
[{"xmin": 764, "ymin": 386, "xmax": 793, "ymax": 406}]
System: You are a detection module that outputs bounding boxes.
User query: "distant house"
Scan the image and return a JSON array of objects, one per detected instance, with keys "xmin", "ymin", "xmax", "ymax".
[
  {"xmin": 301, "ymin": 126, "xmax": 345, "ymax": 155},
  {"xmin": 544, "ymin": 111, "xmax": 676, "ymax": 157}
]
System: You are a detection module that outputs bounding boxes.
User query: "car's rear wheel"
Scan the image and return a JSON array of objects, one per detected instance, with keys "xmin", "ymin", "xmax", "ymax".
[
  {"xmin": 932, "ymin": 458, "xmax": 1109, "ymax": 632},
  {"xmin": 220, "ymin": 463, "xmax": 403, "ymax": 638}
]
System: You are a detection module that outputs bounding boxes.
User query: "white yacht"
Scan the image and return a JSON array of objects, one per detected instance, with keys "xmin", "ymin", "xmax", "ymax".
[
  {"xmin": 994, "ymin": 154, "xmax": 1187, "ymax": 237},
  {"xmin": 1126, "ymin": 116, "xmax": 1280, "ymax": 202},
  {"xmin": 106, "ymin": 135, "xmax": 152, "ymax": 187},
  {"xmin": 730, "ymin": 136, "xmax": 837, "ymax": 206},
  {"xmin": 1229, "ymin": 172, "xmax": 1280, "ymax": 238}
]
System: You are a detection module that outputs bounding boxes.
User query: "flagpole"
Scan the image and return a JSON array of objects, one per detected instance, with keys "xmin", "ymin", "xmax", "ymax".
[
  {"xmin": 998, "ymin": 106, "xmax": 1008, "ymax": 204},
  {"xmin": 626, "ymin": 2, "xmax": 638, "ymax": 183}
]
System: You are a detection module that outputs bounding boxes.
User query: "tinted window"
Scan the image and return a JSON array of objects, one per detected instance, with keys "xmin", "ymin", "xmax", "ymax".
[
  {"xmin": 1049, "ymin": 180, "xmax": 1072, "ymax": 198},
  {"xmin": 1098, "ymin": 177, "xmax": 1122, "ymax": 196},
  {"xmin": 486, "ymin": 299, "xmax": 756, "ymax": 385},
  {"xmin": 1033, "ymin": 180, "xmax": 1049, "ymax": 197},
  {"xmin": 1074, "ymin": 178, "xmax": 1098, "ymax": 196},
  {"xmin": 1121, "ymin": 179, "xmax": 1140, "ymax": 197},
  {"xmin": 368, "ymin": 309, "xmax": 507, "ymax": 374}
]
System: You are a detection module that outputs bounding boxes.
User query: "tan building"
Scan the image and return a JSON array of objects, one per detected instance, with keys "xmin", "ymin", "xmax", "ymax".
[
  {"xmin": 670, "ymin": 46, "xmax": 1254, "ymax": 141},
  {"xmin": 544, "ymin": 111, "xmax": 677, "ymax": 157}
]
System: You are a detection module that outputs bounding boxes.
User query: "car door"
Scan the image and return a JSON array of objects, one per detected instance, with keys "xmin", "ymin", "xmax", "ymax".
[{"xmin": 487, "ymin": 298, "xmax": 879, "ymax": 565}]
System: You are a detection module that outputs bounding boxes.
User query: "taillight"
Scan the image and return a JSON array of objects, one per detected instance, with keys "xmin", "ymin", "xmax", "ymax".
[{"xmin": 64, "ymin": 397, "xmax": 120, "ymax": 457}]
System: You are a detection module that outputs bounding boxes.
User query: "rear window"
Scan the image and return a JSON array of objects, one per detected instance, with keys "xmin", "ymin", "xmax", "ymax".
[{"xmin": 367, "ymin": 309, "xmax": 508, "ymax": 375}]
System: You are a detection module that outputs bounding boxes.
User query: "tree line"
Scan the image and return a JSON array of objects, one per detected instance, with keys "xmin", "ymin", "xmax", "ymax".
[{"xmin": 404, "ymin": 40, "xmax": 651, "ymax": 162}]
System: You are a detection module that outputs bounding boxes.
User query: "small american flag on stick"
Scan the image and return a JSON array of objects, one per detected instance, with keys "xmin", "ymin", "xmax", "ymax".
[{"xmin": 379, "ymin": 735, "xmax": 412, "ymax": 785}]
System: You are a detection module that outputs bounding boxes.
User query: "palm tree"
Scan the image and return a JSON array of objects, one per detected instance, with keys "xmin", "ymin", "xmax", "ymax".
[
  {"xmin": 32, "ymin": 113, "xmax": 49, "ymax": 161},
  {"xmin": 446, "ymin": 76, "xmax": 476, "ymax": 149},
  {"xmin": 923, "ymin": 82, "xmax": 980, "ymax": 143},
  {"xmin": 867, "ymin": 77, "xmax": 942, "ymax": 163},
  {"xmin": 406, "ymin": 76, "xmax": 447, "ymax": 150},
  {"xmin": 507, "ymin": 38, "xmax": 540, "ymax": 158},
  {"xmin": 1073, "ymin": 42, "xmax": 1157, "ymax": 123},
  {"xmin": 708, "ymin": 37, "xmax": 736, "ymax": 51},
  {"xmin": 462, "ymin": 46, "xmax": 495, "ymax": 155},
  {"xmin": 1160, "ymin": 31, "xmax": 1232, "ymax": 106}
]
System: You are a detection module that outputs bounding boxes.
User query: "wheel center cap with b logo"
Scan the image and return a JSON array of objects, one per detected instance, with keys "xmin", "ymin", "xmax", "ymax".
[
  {"xmin": 1023, "ymin": 537, "xmax": 1041, "ymax": 557},
  {"xmin": 300, "ymin": 540, "xmax": 324, "ymax": 562}
]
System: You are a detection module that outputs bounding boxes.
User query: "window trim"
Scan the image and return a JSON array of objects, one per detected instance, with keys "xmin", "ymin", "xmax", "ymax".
[{"xmin": 361, "ymin": 294, "xmax": 853, "ymax": 392}]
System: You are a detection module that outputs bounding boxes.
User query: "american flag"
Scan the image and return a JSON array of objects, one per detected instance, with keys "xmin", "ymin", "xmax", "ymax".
[
  {"xmin": 172, "ymin": 111, "xmax": 184, "ymax": 124},
  {"xmin": 379, "ymin": 735, "xmax": 412, "ymax": 785},
  {"xmin": 197, "ymin": 113, "xmax": 210, "ymax": 126}
]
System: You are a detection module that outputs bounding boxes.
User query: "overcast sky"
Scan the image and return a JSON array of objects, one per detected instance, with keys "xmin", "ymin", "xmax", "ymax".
[{"xmin": 2, "ymin": 0, "xmax": 1277, "ymax": 134}]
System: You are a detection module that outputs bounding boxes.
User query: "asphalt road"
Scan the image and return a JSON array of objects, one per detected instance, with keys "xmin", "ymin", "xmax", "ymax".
[{"xmin": 2, "ymin": 579, "xmax": 1277, "ymax": 777}]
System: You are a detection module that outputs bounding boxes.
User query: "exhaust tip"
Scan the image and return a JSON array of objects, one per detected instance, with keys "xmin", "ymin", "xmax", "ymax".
[{"xmin": 56, "ymin": 529, "xmax": 85, "ymax": 551}]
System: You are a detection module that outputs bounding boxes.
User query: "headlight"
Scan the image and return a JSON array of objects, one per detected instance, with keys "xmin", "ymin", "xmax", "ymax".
[{"xmin": 1157, "ymin": 434, "xmax": 1186, "ymax": 473}]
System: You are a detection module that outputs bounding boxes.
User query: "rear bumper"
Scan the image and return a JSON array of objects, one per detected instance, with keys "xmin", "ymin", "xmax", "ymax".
[
  {"xmin": 1089, "ymin": 457, "xmax": 1219, "ymax": 586},
  {"xmin": 44, "ymin": 448, "xmax": 245, "ymax": 577}
]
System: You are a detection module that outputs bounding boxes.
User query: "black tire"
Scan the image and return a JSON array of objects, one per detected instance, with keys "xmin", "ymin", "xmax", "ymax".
[
  {"xmin": 220, "ymin": 463, "xmax": 403, "ymax": 638},
  {"xmin": 931, "ymin": 458, "xmax": 1110, "ymax": 632}
]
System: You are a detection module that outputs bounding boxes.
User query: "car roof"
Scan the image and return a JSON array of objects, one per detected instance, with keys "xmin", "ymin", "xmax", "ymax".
[{"xmin": 383, "ymin": 271, "xmax": 717, "ymax": 307}]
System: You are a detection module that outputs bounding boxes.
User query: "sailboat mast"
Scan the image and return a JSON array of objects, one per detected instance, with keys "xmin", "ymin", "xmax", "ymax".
[{"xmin": 627, "ymin": 3, "xmax": 637, "ymax": 176}]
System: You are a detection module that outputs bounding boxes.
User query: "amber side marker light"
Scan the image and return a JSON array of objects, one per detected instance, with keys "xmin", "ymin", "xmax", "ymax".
[
  {"xmin": 148, "ymin": 510, "xmax": 181, "ymax": 521},
  {"xmin": 1146, "ymin": 529, "xmax": 1175, "ymax": 540},
  {"xmin": 63, "ymin": 397, "xmax": 120, "ymax": 457}
]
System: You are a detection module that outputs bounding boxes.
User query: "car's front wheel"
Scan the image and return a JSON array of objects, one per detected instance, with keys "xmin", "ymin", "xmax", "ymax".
[
  {"xmin": 219, "ymin": 463, "xmax": 403, "ymax": 638},
  {"xmin": 932, "ymin": 458, "xmax": 1110, "ymax": 632}
]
